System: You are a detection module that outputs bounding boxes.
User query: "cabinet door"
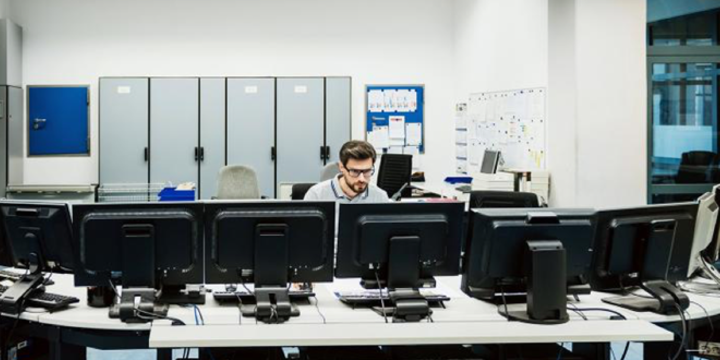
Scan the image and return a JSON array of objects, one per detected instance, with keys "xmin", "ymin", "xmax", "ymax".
[
  {"xmin": 150, "ymin": 78, "xmax": 199, "ymax": 193},
  {"xmin": 0, "ymin": 87, "xmax": 6, "ymax": 195},
  {"xmin": 28, "ymin": 86, "xmax": 89, "ymax": 156},
  {"xmin": 325, "ymin": 77, "xmax": 351, "ymax": 165},
  {"xmin": 200, "ymin": 78, "xmax": 226, "ymax": 199},
  {"xmin": 227, "ymin": 78, "xmax": 275, "ymax": 198},
  {"xmin": 276, "ymin": 78, "xmax": 324, "ymax": 192},
  {"xmin": 99, "ymin": 78, "xmax": 149, "ymax": 184},
  {"xmin": 7, "ymin": 86, "xmax": 22, "ymax": 186}
]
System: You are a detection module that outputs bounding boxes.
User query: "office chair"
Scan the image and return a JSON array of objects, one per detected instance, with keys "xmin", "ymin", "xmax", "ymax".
[
  {"xmin": 291, "ymin": 183, "xmax": 316, "ymax": 200},
  {"xmin": 376, "ymin": 154, "xmax": 413, "ymax": 199},
  {"xmin": 469, "ymin": 190, "xmax": 540, "ymax": 209},
  {"xmin": 677, "ymin": 151, "xmax": 719, "ymax": 184},
  {"xmin": 320, "ymin": 162, "xmax": 341, "ymax": 181},
  {"xmin": 215, "ymin": 165, "xmax": 261, "ymax": 199}
]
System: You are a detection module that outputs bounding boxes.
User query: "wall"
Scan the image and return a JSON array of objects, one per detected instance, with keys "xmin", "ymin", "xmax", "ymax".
[{"xmin": 10, "ymin": 0, "xmax": 456, "ymax": 185}]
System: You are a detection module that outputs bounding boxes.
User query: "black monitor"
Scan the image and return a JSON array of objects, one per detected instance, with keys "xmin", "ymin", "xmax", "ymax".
[
  {"xmin": 336, "ymin": 202, "xmax": 464, "ymax": 322},
  {"xmin": 204, "ymin": 201, "xmax": 335, "ymax": 323},
  {"xmin": 480, "ymin": 150, "xmax": 501, "ymax": 174},
  {"xmin": 461, "ymin": 208, "xmax": 595, "ymax": 324},
  {"xmin": 0, "ymin": 201, "xmax": 75, "ymax": 313},
  {"xmin": 589, "ymin": 202, "xmax": 698, "ymax": 315},
  {"xmin": 72, "ymin": 202, "xmax": 204, "ymax": 323}
]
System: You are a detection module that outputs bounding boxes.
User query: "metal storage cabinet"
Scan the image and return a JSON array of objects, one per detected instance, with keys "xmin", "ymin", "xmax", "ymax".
[
  {"xmin": 99, "ymin": 78, "xmax": 149, "ymax": 184},
  {"xmin": 227, "ymin": 78, "xmax": 275, "ymax": 198},
  {"xmin": 0, "ymin": 87, "xmax": 6, "ymax": 196},
  {"xmin": 200, "ymin": 78, "xmax": 226, "ymax": 199},
  {"xmin": 7, "ymin": 86, "xmax": 22, "ymax": 186},
  {"xmin": 276, "ymin": 78, "xmax": 324, "ymax": 193},
  {"xmin": 325, "ymin": 77, "xmax": 351, "ymax": 165},
  {"xmin": 150, "ymin": 78, "xmax": 200, "ymax": 193}
]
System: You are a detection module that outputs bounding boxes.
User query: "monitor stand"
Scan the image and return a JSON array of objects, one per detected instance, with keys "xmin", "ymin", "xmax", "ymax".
[
  {"xmin": 602, "ymin": 280, "xmax": 689, "ymax": 315},
  {"xmin": 498, "ymin": 240, "xmax": 569, "ymax": 325},
  {"xmin": 110, "ymin": 288, "xmax": 169, "ymax": 324},
  {"xmin": 159, "ymin": 284, "xmax": 206, "ymax": 305},
  {"xmin": 240, "ymin": 286, "xmax": 300, "ymax": 323},
  {"xmin": 0, "ymin": 252, "xmax": 46, "ymax": 314}
]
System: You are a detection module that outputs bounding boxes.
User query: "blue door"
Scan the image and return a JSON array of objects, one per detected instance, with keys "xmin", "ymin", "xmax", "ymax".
[{"xmin": 28, "ymin": 86, "xmax": 89, "ymax": 156}]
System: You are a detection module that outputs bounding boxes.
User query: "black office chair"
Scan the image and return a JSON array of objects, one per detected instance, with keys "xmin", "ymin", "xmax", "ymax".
[
  {"xmin": 469, "ymin": 190, "xmax": 540, "ymax": 209},
  {"xmin": 677, "ymin": 151, "xmax": 719, "ymax": 184},
  {"xmin": 291, "ymin": 183, "xmax": 316, "ymax": 200},
  {"xmin": 376, "ymin": 154, "xmax": 413, "ymax": 200}
]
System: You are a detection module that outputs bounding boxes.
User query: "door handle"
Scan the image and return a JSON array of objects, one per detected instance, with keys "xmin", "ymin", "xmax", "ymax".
[
  {"xmin": 320, "ymin": 146, "xmax": 325, "ymax": 160},
  {"xmin": 32, "ymin": 118, "xmax": 47, "ymax": 130},
  {"xmin": 144, "ymin": 147, "xmax": 149, "ymax": 162},
  {"xmin": 271, "ymin": 146, "xmax": 276, "ymax": 161},
  {"xmin": 199, "ymin": 147, "xmax": 205, "ymax": 162},
  {"xmin": 325, "ymin": 146, "xmax": 331, "ymax": 160},
  {"xmin": 194, "ymin": 147, "xmax": 199, "ymax": 162}
]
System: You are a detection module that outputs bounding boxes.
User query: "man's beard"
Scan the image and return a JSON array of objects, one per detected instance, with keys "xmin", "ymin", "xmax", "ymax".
[{"xmin": 344, "ymin": 177, "xmax": 367, "ymax": 194}]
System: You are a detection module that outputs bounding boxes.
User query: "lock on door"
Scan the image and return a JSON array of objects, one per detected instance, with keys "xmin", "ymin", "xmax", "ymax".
[{"xmin": 32, "ymin": 118, "xmax": 47, "ymax": 130}]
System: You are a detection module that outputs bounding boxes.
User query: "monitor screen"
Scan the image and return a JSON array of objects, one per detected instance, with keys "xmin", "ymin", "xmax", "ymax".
[
  {"xmin": 461, "ymin": 208, "xmax": 595, "ymax": 300},
  {"xmin": 72, "ymin": 202, "xmax": 203, "ymax": 288},
  {"xmin": 204, "ymin": 201, "xmax": 335, "ymax": 285},
  {"xmin": 589, "ymin": 202, "xmax": 698, "ymax": 292},
  {"xmin": 480, "ymin": 150, "xmax": 501, "ymax": 174},
  {"xmin": 0, "ymin": 201, "xmax": 75, "ymax": 273},
  {"xmin": 336, "ymin": 202, "xmax": 464, "ymax": 287}
]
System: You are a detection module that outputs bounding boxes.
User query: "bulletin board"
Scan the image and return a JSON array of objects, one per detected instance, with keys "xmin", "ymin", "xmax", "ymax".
[
  {"xmin": 455, "ymin": 87, "xmax": 546, "ymax": 174},
  {"xmin": 365, "ymin": 85, "xmax": 424, "ymax": 155}
]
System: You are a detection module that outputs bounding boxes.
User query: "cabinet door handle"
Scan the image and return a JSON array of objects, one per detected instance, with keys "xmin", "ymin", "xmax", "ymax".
[
  {"xmin": 199, "ymin": 147, "xmax": 205, "ymax": 162},
  {"xmin": 194, "ymin": 147, "xmax": 199, "ymax": 162},
  {"xmin": 271, "ymin": 146, "xmax": 276, "ymax": 161},
  {"xmin": 144, "ymin": 147, "xmax": 149, "ymax": 162}
]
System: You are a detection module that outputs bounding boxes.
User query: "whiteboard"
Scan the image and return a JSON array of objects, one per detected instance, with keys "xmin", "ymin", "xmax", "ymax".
[{"xmin": 456, "ymin": 88, "xmax": 546, "ymax": 174}]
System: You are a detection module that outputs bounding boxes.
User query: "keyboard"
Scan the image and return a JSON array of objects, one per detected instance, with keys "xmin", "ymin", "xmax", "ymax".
[
  {"xmin": 0, "ymin": 270, "xmax": 55, "ymax": 286},
  {"xmin": 336, "ymin": 290, "xmax": 450, "ymax": 306},
  {"xmin": 0, "ymin": 285, "xmax": 79, "ymax": 311},
  {"xmin": 213, "ymin": 289, "xmax": 316, "ymax": 303}
]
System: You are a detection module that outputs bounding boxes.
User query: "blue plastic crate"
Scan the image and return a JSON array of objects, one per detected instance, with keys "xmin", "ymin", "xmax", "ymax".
[
  {"xmin": 443, "ymin": 176, "xmax": 473, "ymax": 184},
  {"xmin": 158, "ymin": 187, "xmax": 195, "ymax": 202}
]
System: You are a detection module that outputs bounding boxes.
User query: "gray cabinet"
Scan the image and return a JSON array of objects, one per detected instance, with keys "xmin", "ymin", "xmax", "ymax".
[
  {"xmin": 99, "ymin": 76, "xmax": 350, "ymax": 199},
  {"xmin": 99, "ymin": 78, "xmax": 149, "ymax": 184},
  {"xmin": 325, "ymin": 77, "xmax": 352, "ymax": 166},
  {"xmin": 7, "ymin": 86, "xmax": 22, "ymax": 186},
  {"xmin": 227, "ymin": 78, "xmax": 275, "ymax": 198},
  {"xmin": 200, "ymin": 78, "xmax": 226, "ymax": 199},
  {"xmin": 276, "ymin": 78, "xmax": 325, "ymax": 192},
  {"xmin": 150, "ymin": 78, "xmax": 200, "ymax": 193}
]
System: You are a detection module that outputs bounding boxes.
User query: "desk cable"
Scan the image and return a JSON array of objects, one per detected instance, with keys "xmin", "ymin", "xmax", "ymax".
[
  {"xmin": 566, "ymin": 307, "xmax": 630, "ymax": 360},
  {"xmin": 374, "ymin": 270, "xmax": 389, "ymax": 323}
]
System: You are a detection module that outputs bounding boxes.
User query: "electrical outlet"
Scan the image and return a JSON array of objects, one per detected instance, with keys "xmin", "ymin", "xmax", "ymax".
[{"xmin": 698, "ymin": 341, "xmax": 720, "ymax": 357}]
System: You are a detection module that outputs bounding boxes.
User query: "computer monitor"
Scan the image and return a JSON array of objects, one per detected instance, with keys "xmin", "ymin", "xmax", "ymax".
[
  {"xmin": 701, "ymin": 184, "xmax": 720, "ymax": 267},
  {"xmin": 0, "ymin": 201, "xmax": 75, "ymax": 313},
  {"xmin": 461, "ymin": 208, "xmax": 595, "ymax": 325},
  {"xmin": 480, "ymin": 150, "xmax": 501, "ymax": 174},
  {"xmin": 72, "ymin": 202, "xmax": 204, "ymax": 323},
  {"xmin": 687, "ymin": 191, "xmax": 719, "ymax": 278},
  {"xmin": 336, "ymin": 202, "xmax": 464, "ymax": 322},
  {"xmin": 204, "ymin": 201, "xmax": 335, "ymax": 323},
  {"xmin": 589, "ymin": 202, "xmax": 698, "ymax": 314}
]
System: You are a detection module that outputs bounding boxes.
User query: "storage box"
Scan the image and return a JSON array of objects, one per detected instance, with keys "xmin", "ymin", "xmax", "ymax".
[{"xmin": 158, "ymin": 187, "xmax": 195, "ymax": 201}]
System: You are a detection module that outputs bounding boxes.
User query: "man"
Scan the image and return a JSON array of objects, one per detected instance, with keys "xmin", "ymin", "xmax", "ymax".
[{"xmin": 304, "ymin": 140, "xmax": 389, "ymax": 203}]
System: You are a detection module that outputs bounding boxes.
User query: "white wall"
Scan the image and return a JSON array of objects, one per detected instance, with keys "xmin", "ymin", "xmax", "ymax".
[{"xmin": 10, "ymin": 0, "xmax": 456, "ymax": 185}]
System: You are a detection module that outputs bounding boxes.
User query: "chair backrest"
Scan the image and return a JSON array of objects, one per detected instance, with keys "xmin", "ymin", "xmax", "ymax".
[
  {"xmin": 291, "ymin": 183, "xmax": 316, "ymax": 200},
  {"xmin": 215, "ymin": 165, "xmax": 261, "ymax": 199},
  {"xmin": 376, "ymin": 154, "xmax": 412, "ymax": 198},
  {"xmin": 469, "ymin": 190, "xmax": 540, "ymax": 209},
  {"xmin": 320, "ymin": 162, "xmax": 341, "ymax": 181},
  {"xmin": 677, "ymin": 151, "xmax": 719, "ymax": 184}
]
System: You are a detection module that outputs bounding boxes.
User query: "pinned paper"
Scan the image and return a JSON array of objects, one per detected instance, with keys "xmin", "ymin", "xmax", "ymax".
[
  {"xmin": 406, "ymin": 123, "xmax": 422, "ymax": 146},
  {"xmin": 389, "ymin": 116, "xmax": 405, "ymax": 139},
  {"xmin": 368, "ymin": 126, "xmax": 389, "ymax": 149}
]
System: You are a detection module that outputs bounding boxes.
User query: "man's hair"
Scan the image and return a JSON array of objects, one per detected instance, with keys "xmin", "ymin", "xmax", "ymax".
[{"xmin": 339, "ymin": 140, "xmax": 377, "ymax": 166}]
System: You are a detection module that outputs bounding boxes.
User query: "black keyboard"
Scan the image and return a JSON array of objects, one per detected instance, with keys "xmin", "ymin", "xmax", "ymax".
[
  {"xmin": 336, "ymin": 291, "xmax": 450, "ymax": 306},
  {"xmin": 0, "ymin": 270, "xmax": 55, "ymax": 286},
  {"xmin": 0, "ymin": 285, "xmax": 79, "ymax": 311},
  {"xmin": 213, "ymin": 290, "xmax": 315, "ymax": 303}
]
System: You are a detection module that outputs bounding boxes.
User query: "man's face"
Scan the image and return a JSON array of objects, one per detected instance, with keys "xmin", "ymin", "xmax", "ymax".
[{"xmin": 339, "ymin": 158, "xmax": 374, "ymax": 194}]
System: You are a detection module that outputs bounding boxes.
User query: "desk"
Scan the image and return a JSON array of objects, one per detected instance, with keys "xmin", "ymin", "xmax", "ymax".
[{"xmin": 0, "ymin": 273, "xmax": 696, "ymax": 360}]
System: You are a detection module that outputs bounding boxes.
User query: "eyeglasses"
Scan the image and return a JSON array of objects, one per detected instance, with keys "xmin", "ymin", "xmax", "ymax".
[{"xmin": 346, "ymin": 167, "xmax": 375, "ymax": 178}]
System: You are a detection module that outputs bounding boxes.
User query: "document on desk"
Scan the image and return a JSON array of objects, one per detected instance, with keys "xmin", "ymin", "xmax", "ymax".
[{"xmin": 389, "ymin": 116, "xmax": 405, "ymax": 139}]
